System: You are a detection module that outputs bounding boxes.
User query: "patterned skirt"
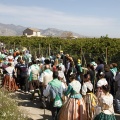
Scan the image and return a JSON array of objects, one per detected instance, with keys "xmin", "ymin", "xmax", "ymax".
[
  {"xmin": 58, "ymin": 97, "xmax": 87, "ymax": 120},
  {"xmin": 2, "ymin": 74, "xmax": 17, "ymax": 91},
  {"xmin": 94, "ymin": 112, "xmax": 116, "ymax": 120},
  {"xmin": 83, "ymin": 93, "xmax": 97, "ymax": 120}
]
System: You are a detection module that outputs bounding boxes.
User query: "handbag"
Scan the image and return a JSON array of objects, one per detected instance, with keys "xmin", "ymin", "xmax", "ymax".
[{"xmin": 53, "ymin": 94, "xmax": 63, "ymax": 107}]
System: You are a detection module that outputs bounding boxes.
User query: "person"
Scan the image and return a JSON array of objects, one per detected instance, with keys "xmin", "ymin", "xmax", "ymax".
[
  {"xmin": 94, "ymin": 85, "xmax": 116, "ymax": 120},
  {"xmin": 87, "ymin": 63, "xmax": 95, "ymax": 85},
  {"xmin": 39, "ymin": 64, "xmax": 53, "ymax": 87},
  {"xmin": 58, "ymin": 59, "xmax": 65, "ymax": 73},
  {"xmin": 96, "ymin": 72, "xmax": 108, "ymax": 98},
  {"xmin": 90, "ymin": 58, "xmax": 97, "ymax": 70},
  {"xmin": 96, "ymin": 57, "xmax": 104, "ymax": 80},
  {"xmin": 114, "ymin": 70, "xmax": 120, "ymax": 114},
  {"xmin": 43, "ymin": 71, "xmax": 64, "ymax": 120},
  {"xmin": 76, "ymin": 59, "xmax": 83, "ymax": 82},
  {"xmin": 14, "ymin": 57, "xmax": 22, "ymax": 90},
  {"xmin": 67, "ymin": 61, "xmax": 77, "ymax": 84},
  {"xmin": 28, "ymin": 60, "xmax": 40, "ymax": 93},
  {"xmin": 115, "ymin": 71, "xmax": 120, "ymax": 99},
  {"xmin": 82, "ymin": 73, "xmax": 97, "ymax": 120},
  {"xmin": 58, "ymin": 73, "xmax": 87, "ymax": 120},
  {"xmin": 3, "ymin": 62, "xmax": 17, "ymax": 91},
  {"xmin": 104, "ymin": 64, "xmax": 114, "ymax": 96},
  {"xmin": 39, "ymin": 64, "xmax": 53, "ymax": 101},
  {"xmin": 110, "ymin": 63, "xmax": 117, "ymax": 80},
  {"xmin": 58, "ymin": 66, "xmax": 66, "ymax": 84},
  {"xmin": 19, "ymin": 60, "xmax": 29, "ymax": 93}
]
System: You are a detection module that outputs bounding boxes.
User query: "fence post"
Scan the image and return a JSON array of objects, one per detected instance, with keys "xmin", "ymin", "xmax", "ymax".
[{"xmin": 106, "ymin": 47, "xmax": 108, "ymax": 64}]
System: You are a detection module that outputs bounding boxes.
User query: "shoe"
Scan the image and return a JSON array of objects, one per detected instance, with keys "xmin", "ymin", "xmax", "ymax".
[
  {"xmin": 25, "ymin": 91, "xmax": 29, "ymax": 94},
  {"xmin": 35, "ymin": 88, "xmax": 39, "ymax": 91},
  {"xmin": 30, "ymin": 90, "xmax": 34, "ymax": 93},
  {"xmin": 17, "ymin": 89, "xmax": 21, "ymax": 91}
]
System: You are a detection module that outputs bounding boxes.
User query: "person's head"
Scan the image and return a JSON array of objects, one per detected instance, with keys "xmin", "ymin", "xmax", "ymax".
[
  {"xmin": 8, "ymin": 62, "xmax": 12, "ymax": 66},
  {"xmin": 20, "ymin": 60, "xmax": 25, "ymax": 64},
  {"xmin": 70, "ymin": 61, "xmax": 75, "ymax": 67},
  {"xmin": 60, "ymin": 50, "xmax": 63, "ymax": 54},
  {"xmin": 45, "ymin": 64, "xmax": 50, "ymax": 69},
  {"xmin": 99, "ymin": 72, "xmax": 105, "ymax": 79},
  {"xmin": 78, "ymin": 59, "xmax": 81, "ymax": 64},
  {"xmin": 32, "ymin": 59, "xmax": 37, "ymax": 64},
  {"xmin": 69, "ymin": 73, "xmax": 76, "ymax": 82},
  {"xmin": 97, "ymin": 57, "xmax": 104, "ymax": 64},
  {"xmin": 112, "ymin": 63, "xmax": 117, "ymax": 68},
  {"xmin": 83, "ymin": 73, "xmax": 91, "ymax": 82},
  {"xmin": 17, "ymin": 57, "xmax": 21, "ymax": 62},
  {"xmin": 53, "ymin": 71, "xmax": 58, "ymax": 79},
  {"xmin": 101, "ymin": 85, "xmax": 110, "ymax": 93},
  {"xmin": 87, "ymin": 63, "xmax": 94, "ymax": 70},
  {"xmin": 58, "ymin": 66, "xmax": 62, "ymax": 71},
  {"xmin": 104, "ymin": 64, "xmax": 110, "ymax": 72},
  {"xmin": 59, "ymin": 59, "xmax": 63, "ymax": 64}
]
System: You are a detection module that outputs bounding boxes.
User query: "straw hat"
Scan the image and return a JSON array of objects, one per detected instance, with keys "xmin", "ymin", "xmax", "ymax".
[{"xmin": 78, "ymin": 59, "xmax": 81, "ymax": 64}]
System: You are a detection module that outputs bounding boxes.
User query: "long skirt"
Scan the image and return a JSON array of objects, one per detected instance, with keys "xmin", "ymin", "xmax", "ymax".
[
  {"xmin": 2, "ymin": 75, "xmax": 17, "ymax": 91},
  {"xmin": 94, "ymin": 112, "xmax": 116, "ymax": 120},
  {"xmin": 83, "ymin": 93, "xmax": 98, "ymax": 120},
  {"xmin": 58, "ymin": 97, "xmax": 87, "ymax": 120}
]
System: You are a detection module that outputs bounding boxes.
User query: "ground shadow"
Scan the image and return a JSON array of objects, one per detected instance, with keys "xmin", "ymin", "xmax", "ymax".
[
  {"xmin": 38, "ymin": 114, "xmax": 52, "ymax": 120},
  {"xmin": 15, "ymin": 92, "xmax": 42, "ymax": 108},
  {"xmin": 115, "ymin": 114, "xmax": 120, "ymax": 120}
]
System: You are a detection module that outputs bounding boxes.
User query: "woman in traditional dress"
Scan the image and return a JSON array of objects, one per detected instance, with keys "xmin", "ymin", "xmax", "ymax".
[
  {"xmin": 3, "ymin": 62, "xmax": 17, "ymax": 91},
  {"xmin": 94, "ymin": 85, "xmax": 116, "ymax": 120},
  {"xmin": 82, "ymin": 73, "xmax": 97, "ymax": 120},
  {"xmin": 96, "ymin": 72, "xmax": 108, "ymax": 98},
  {"xmin": 58, "ymin": 73, "xmax": 87, "ymax": 120}
]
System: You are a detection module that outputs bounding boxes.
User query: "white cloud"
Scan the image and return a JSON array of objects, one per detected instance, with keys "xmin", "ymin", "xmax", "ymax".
[
  {"xmin": 0, "ymin": 3, "xmax": 119, "ymax": 37},
  {"xmin": 0, "ymin": 4, "xmax": 117, "ymax": 27}
]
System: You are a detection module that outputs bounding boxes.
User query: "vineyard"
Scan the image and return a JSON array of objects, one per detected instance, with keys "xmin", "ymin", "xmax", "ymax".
[{"xmin": 0, "ymin": 36, "xmax": 120, "ymax": 68}]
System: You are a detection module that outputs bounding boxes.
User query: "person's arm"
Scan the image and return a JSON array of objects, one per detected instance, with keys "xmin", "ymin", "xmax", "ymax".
[
  {"xmin": 115, "ymin": 72, "xmax": 120, "ymax": 81},
  {"xmin": 43, "ymin": 84, "xmax": 50, "ymax": 97},
  {"xmin": 39, "ymin": 72, "xmax": 44, "ymax": 82},
  {"xmin": 64, "ymin": 84, "xmax": 72, "ymax": 96}
]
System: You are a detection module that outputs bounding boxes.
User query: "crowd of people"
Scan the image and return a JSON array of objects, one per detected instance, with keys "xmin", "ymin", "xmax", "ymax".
[{"xmin": 0, "ymin": 46, "xmax": 120, "ymax": 120}]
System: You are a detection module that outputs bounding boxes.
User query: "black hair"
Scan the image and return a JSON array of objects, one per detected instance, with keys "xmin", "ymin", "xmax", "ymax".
[
  {"xmin": 32, "ymin": 60, "xmax": 37, "ymax": 64},
  {"xmin": 84, "ymin": 73, "xmax": 90, "ymax": 79},
  {"xmin": 53, "ymin": 71, "xmax": 58, "ymax": 79},
  {"xmin": 69, "ymin": 73, "xmax": 76, "ymax": 80},
  {"xmin": 101, "ymin": 85, "xmax": 110, "ymax": 92},
  {"xmin": 98, "ymin": 57, "xmax": 104, "ymax": 64}
]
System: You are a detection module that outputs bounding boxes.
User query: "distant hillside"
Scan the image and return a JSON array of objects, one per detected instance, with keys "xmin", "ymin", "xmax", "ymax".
[
  {"xmin": 0, "ymin": 23, "xmax": 85, "ymax": 37},
  {"xmin": 0, "ymin": 23, "xmax": 26, "ymax": 36}
]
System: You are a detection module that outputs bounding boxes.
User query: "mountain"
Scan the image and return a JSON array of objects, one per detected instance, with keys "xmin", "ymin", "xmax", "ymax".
[
  {"xmin": 40, "ymin": 28, "xmax": 85, "ymax": 38},
  {"xmin": 0, "ymin": 23, "xmax": 26, "ymax": 36},
  {"xmin": 0, "ymin": 23, "xmax": 85, "ymax": 38}
]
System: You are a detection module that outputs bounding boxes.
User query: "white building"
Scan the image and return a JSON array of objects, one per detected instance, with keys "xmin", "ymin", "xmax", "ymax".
[{"xmin": 23, "ymin": 28, "xmax": 44, "ymax": 37}]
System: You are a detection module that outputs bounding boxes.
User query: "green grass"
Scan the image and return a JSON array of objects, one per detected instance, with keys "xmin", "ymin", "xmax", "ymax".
[{"xmin": 0, "ymin": 89, "xmax": 28, "ymax": 120}]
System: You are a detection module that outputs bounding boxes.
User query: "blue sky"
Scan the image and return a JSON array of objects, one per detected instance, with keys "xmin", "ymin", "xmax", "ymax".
[{"xmin": 0, "ymin": 0, "xmax": 120, "ymax": 38}]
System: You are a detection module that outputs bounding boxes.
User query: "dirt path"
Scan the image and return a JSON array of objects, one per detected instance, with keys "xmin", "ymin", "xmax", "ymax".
[
  {"xmin": 14, "ymin": 91, "xmax": 120, "ymax": 120},
  {"xmin": 15, "ymin": 91, "xmax": 52, "ymax": 120}
]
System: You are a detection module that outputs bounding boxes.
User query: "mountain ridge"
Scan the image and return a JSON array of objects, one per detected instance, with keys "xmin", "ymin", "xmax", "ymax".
[{"xmin": 0, "ymin": 23, "xmax": 86, "ymax": 38}]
